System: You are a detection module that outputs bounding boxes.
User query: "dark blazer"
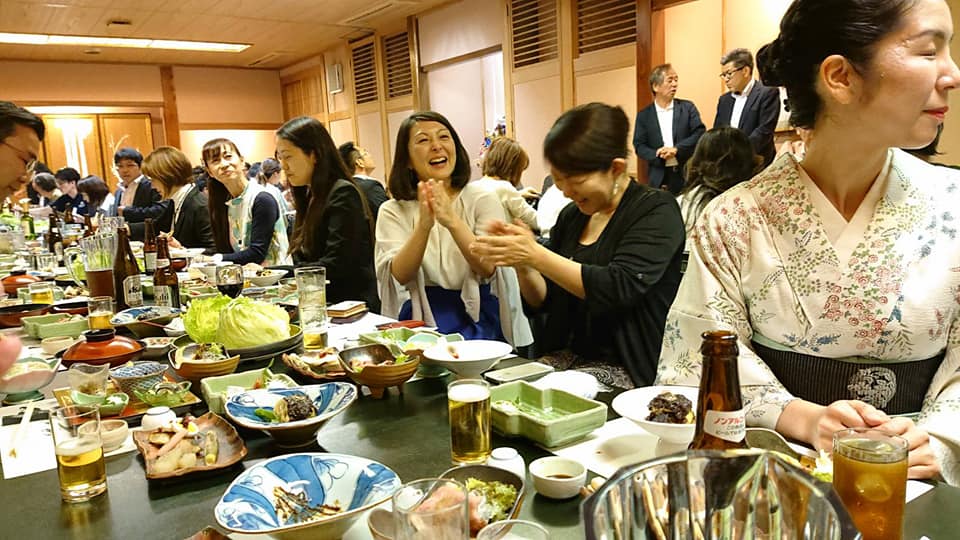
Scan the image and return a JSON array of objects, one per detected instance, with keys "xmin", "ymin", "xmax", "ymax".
[
  {"xmin": 527, "ymin": 182, "xmax": 685, "ymax": 387},
  {"xmin": 153, "ymin": 187, "xmax": 215, "ymax": 253},
  {"xmin": 292, "ymin": 179, "xmax": 379, "ymax": 313},
  {"xmin": 633, "ymin": 99, "xmax": 705, "ymax": 189},
  {"xmin": 353, "ymin": 175, "xmax": 388, "ymax": 222},
  {"xmin": 116, "ymin": 177, "xmax": 166, "ymax": 241},
  {"xmin": 714, "ymin": 80, "xmax": 781, "ymax": 166}
]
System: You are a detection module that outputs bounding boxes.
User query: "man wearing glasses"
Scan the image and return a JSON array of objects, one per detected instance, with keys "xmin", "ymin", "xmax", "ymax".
[
  {"xmin": 714, "ymin": 48, "xmax": 781, "ymax": 167},
  {"xmin": 0, "ymin": 101, "xmax": 43, "ymax": 202}
]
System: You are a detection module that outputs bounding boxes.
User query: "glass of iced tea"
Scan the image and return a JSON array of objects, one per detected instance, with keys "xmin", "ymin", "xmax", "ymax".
[
  {"xmin": 833, "ymin": 428, "xmax": 908, "ymax": 540},
  {"xmin": 28, "ymin": 281, "xmax": 54, "ymax": 304},
  {"xmin": 87, "ymin": 296, "xmax": 114, "ymax": 330},
  {"xmin": 447, "ymin": 379, "xmax": 491, "ymax": 464},
  {"xmin": 49, "ymin": 405, "xmax": 108, "ymax": 502}
]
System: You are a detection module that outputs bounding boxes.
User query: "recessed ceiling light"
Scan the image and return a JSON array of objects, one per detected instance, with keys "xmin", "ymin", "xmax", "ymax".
[{"xmin": 0, "ymin": 32, "xmax": 249, "ymax": 52}]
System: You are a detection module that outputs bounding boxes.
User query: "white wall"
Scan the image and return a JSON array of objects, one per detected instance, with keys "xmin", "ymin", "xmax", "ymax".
[
  {"xmin": 356, "ymin": 111, "xmax": 386, "ymax": 179},
  {"xmin": 179, "ymin": 130, "xmax": 278, "ymax": 168},
  {"xmin": 418, "ymin": 0, "xmax": 504, "ymax": 66},
  {"xmin": 514, "ymin": 75, "xmax": 562, "ymax": 189}
]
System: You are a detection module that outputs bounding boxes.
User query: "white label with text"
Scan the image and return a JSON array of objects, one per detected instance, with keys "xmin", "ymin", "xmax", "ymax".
[{"xmin": 704, "ymin": 409, "xmax": 746, "ymax": 442}]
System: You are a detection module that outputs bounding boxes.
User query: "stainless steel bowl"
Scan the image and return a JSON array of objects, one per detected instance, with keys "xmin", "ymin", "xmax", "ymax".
[{"xmin": 583, "ymin": 449, "xmax": 859, "ymax": 540}]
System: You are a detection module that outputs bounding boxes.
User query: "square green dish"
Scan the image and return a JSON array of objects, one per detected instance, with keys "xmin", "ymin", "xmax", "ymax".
[
  {"xmin": 21, "ymin": 313, "xmax": 88, "ymax": 339},
  {"xmin": 200, "ymin": 368, "xmax": 298, "ymax": 414},
  {"xmin": 490, "ymin": 380, "xmax": 608, "ymax": 448}
]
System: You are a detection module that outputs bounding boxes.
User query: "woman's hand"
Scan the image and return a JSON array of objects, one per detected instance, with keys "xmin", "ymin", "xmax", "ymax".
[
  {"xmin": 875, "ymin": 417, "xmax": 940, "ymax": 480},
  {"xmin": 425, "ymin": 180, "xmax": 458, "ymax": 229},
  {"xmin": 165, "ymin": 235, "xmax": 183, "ymax": 249},
  {"xmin": 471, "ymin": 220, "xmax": 541, "ymax": 268},
  {"xmin": 416, "ymin": 180, "xmax": 435, "ymax": 232},
  {"xmin": 806, "ymin": 400, "xmax": 890, "ymax": 452}
]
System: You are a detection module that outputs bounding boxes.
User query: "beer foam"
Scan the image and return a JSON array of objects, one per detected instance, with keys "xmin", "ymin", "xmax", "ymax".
[
  {"xmin": 448, "ymin": 383, "xmax": 490, "ymax": 403},
  {"xmin": 56, "ymin": 438, "xmax": 101, "ymax": 457}
]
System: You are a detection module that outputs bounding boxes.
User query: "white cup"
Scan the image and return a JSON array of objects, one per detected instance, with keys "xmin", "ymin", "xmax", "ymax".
[{"xmin": 140, "ymin": 406, "xmax": 176, "ymax": 431}]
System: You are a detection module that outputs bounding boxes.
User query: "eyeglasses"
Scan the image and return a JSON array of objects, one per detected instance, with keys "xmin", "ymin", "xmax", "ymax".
[
  {"xmin": 719, "ymin": 66, "xmax": 745, "ymax": 80},
  {"xmin": 2, "ymin": 141, "xmax": 37, "ymax": 173}
]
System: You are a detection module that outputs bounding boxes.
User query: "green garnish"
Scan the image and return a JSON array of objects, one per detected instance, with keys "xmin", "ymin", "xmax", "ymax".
[
  {"xmin": 254, "ymin": 408, "xmax": 276, "ymax": 422},
  {"xmin": 465, "ymin": 477, "xmax": 517, "ymax": 522}
]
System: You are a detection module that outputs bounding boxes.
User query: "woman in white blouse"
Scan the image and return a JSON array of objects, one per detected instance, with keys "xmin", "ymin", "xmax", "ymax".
[
  {"xmin": 375, "ymin": 112, "xmax": 531, "ymax": 346},
  {"xmin": 472, "ymin": 137, "xmax": 539, "ymax": 231}
]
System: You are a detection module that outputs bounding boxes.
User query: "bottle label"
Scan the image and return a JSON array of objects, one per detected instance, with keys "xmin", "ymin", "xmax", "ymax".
[
  {"xmin": 704, "ymin": 409, "xmax": 746, "ymax": 443},
  {"xmin": 123, "ymin": 275, "xmax": 143, "ymax": 307},
  {"xmin": 156, "ymin": 258, "xmax": 170, "ymax": 269},
  {"xmin": 144, "ymin": 253, "xmax": 157, "ymax": 272},
  {"xmin": 154, "ymin": 285, "xmax": 181, "ymax": 309}
]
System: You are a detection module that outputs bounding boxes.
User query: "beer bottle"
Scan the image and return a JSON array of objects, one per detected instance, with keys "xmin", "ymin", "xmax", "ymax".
[
  {"xmin": 64, "ymin": 203, "xmax": 74, "ymax": 224},
  {"xmin": 47, "ymin": 218, "xmax": 63, "ymax": 261},
  {"xmin": 153, "ymin": 237, "xmax": 180, "ymax": 309},
  {"xmin": 83, "ymin": 215, "xmax": 96, "ymax": 238},
  {"xmin": 113, "ymin": 227, "xmax": 143, "ymax": 310},
  {"xmin": 143, "ymin": 218, "xmax": 157, "ymax": 275},
  {"xmin": 19, "ymin": 201, "xmax": 34, "ymax": 240},
  {"xmin": 688, "ymin": 330, "xmax": 748, "ymax": 450}
]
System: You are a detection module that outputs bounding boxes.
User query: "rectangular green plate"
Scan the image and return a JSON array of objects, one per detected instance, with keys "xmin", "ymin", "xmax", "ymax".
[{"xmin": 490, "ymin": 380, "xmax": 607, "ymax": 448}]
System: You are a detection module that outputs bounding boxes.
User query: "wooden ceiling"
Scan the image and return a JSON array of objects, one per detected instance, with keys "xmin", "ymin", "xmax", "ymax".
[{"xmin": 0, "ymin": 0, "xmax": 448, "ymax": 69}]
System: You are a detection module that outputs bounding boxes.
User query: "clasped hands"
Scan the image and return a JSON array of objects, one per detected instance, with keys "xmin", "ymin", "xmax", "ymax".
[
  {"xmin": 416, "ymin": 179, "xmax": 458, "ymax": 230},
  {"xmin": 656, "ymin": 146, "xmax": 678, "ymax": 160},
  {"xmin": 470, "ymin": 219, "xmax": 540, "ymax": 268}
]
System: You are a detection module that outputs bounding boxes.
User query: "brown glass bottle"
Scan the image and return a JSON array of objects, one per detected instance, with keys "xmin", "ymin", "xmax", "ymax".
[
  {"xmin": 83, "ymin": 215, "xmax": 96, "ymax": 238},
  {"xmin": 153, "ymin": 237, "xmax": 180, "ymax": 309},
  {"xmin": 142, "ymin": 218, "xmax": 157, "ymax": 275},
  {"xmin": 688, "ymin": 330, "xmax": 748, "ymax": 450},
  {"xmin": 113, "ymin": 227, "xmax": 143, "ymax": 310},
  {"xmin": 46, "ymin": 218, "xmax": 63, "ymax": 260},
  {"xmin": 64, "ymin": 203, "xmax": 74, "ymax": 224}
]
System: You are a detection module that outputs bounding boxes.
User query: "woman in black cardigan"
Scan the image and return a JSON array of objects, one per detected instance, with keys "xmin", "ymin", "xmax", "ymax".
[
  {"xmin": 141, "ymin": 146, "xmax": 215, "ymax": 253},
  {"xmin": 472, "ymin": 103, "xmax": 685, "ymax": 388},
  {"xmin": 275, "ymin": 116, "xmax": 380, "ymax": 313}
]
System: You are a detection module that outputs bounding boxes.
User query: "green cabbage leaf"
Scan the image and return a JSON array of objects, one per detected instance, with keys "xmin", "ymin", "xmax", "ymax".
[
  {"xmin": 183, "ymin": 295, "xmax": 232, "ymax": 343},
  {"xmin": 217, "ymin": 296, "xmax": 290, "ymax": 349}
]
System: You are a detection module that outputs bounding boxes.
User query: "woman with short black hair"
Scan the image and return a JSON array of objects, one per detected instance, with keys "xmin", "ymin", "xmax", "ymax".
[{"xmin": 473, "ymin": 103, "xmax": 684, "ymax": 388}]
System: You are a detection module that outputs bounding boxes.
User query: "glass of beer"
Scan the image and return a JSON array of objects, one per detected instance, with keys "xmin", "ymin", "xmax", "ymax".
[
  {"xmin": 28, "ymin": 281, "xmax": 54, "ymax": 304},
  {"xmin": 87, "ymin": 296, "xmax": 114, "ymax": 330},
  {"xmin": 833, "ymin": 428, "xmax": 908, "ymax": 540},
  {"xmin": 49, "ymin": 405, "xmax": 108, "ymax": 502},
  {"xmin": 64, "ymin": 233, "xmax": 116, "ymax": 298},
  {"xmin": 447, "ymin": 379, "xmax": 491, "ymax": 464},
  {"xmin": 393, "ymin": 478, "xmax": 469, "ymax": 540},
  {"xmin": 295, "ymin": 266, "xmax": 328, "ymax": 349}
]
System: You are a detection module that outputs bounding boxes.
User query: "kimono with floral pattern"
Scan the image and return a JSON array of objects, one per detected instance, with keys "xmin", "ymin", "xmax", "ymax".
[{"xmin": 657, "ymin": 149, "xmax": 960, "ymax": 484}]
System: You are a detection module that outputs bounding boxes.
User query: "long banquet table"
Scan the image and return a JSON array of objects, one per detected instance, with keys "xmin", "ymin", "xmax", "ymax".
[{"xmin": 0, "ymin": 348, "xmax": 958, "ymax": 538}]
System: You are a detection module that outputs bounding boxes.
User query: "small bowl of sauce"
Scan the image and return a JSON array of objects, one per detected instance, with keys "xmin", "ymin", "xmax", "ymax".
[{"xmin": 529, "ymin": 456, "xmax": 586, "ymax": 499}]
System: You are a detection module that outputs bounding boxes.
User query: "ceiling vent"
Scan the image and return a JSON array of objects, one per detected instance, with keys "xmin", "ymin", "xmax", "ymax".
[
  {"xmin": 337, "ymin": 1, "xmax": 416, "ymax": 27},
  {"xmin": 247, "ymin": 52, "xmax": 287, "ymax": 67}
]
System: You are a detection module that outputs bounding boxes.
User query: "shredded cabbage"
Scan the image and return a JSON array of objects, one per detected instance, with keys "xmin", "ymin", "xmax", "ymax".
[{"xmin": 217, "ymin": 296, "xmax": 290, "ymax": 349}]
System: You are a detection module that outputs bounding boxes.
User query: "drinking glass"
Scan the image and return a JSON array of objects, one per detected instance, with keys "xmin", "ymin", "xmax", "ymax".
[
  {"xmin": 49, "ymin": 405, "xmax": 108, "ymax": 502},
  {"xmin": 99, "ymin": 216, "xmax": 125, "ymax": 236},
  {"xmin": 393, "ymin": 478, "xmax": 469, "ymax": 540},
  {"xmin": 447, "ymin": 379, "xmax": 491, "ymax": 464},
  {"xmin": 477, "ymin": 520, "xmax": 550, "ymax": 540},
  {"xmin": 833, "ymin": 428, "xmax": 908, "ymax": 540},
  {"xmin": 28, "ymin": 281, "xmax": 54, "ymax": 304},
  {"xmin": 294, "ymin": 266, "xmax": 327, "ymax": 349},
  {"xmin": 87, "ymin": 296, "xmax": 114, "ymax": 330},
  {"xmin": 215, "ymin": 264, "xmax": 244, "ymax": 298},
  {"xmin": 64, "ymin": 233, "xmax": 116, "ymax": 298}
]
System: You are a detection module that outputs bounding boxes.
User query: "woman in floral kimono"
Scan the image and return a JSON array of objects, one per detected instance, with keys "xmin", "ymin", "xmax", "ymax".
[
  {"xmin": 657, "ymin": 0, "xmax": 960, "ymax": 483},
  {"xmin": 201, "ymin": 138, "xmax": 291, "ymax": 267}
]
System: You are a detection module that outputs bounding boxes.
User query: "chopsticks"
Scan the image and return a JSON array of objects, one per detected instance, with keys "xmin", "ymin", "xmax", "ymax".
[{"xmin": 8, "ymin": 401, "xmax": 36, "ymax": 459}]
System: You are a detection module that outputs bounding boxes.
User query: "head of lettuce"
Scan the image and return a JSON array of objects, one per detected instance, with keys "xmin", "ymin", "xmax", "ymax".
[{"xmin": 183, "ymin": 295, "xmax": 290, "ymax": 349}]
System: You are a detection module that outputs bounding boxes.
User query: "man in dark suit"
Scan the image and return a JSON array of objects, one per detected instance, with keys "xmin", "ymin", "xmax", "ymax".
[
  {"xmin": 633, "ymin": 64, "xmax": 705, "ymax": 194},
  {"xmin": 714, "ymin": 48, "xmax": 781, "ymax": 167},
  {"xmin": 338, "ymin": 141, "xmax": 388, "ymax": 222},
  {"xmin": 113, "ymin": 147, "xmax": 166, "ymax": 241}
]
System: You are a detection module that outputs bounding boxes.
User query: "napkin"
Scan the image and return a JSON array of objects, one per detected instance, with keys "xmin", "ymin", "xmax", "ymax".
[
  {"xmin": 0, "ymin": 420, "xmax": 137, "ymax": 479},
  {"xmin": 532, "ymin": 371, "xmax": 601, "ymax": 400}
]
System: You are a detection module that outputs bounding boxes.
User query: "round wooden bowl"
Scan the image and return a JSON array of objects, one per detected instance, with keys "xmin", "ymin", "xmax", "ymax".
[{"xmin": 338, "ymin": 344, "xmax": 420, "ymax": 399}]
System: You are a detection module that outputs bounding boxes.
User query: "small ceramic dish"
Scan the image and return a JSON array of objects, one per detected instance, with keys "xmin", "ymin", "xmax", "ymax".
[
  {"xmin": 79, "ymin": 418, "xmax": 129, "ymax": 453},
  {"xmin": 133, "ymin": 412, "xmax": 248, "ymax": 480},
  {"xmin": 110, "ymin": 361, "xmax": 167, "ymax": 396},
  {"xmin": 110, "ymin": 306, "xmax": 182, "ymax": 338},
  {"xmin": 244, "ymin": 269, "xmax": 286, "ymax": 287},
  {"xmin": 132, "ymin": 381, "xmax": 192, "ymax": 407},
  {"xmin": 611, "ymin": 385, "xmax": 699, "ymax": 445},
  {"xmin": 41, "ymin": 335, "xmax": 77, "ymax": 356},
  {"xmin": 69, "ymin": 389, "xmax": 107, "ymax": 407},
  {"xmin": 422, "ymin": 340, "xmax": 513, "ymax": 379},
  {"xmin": 163, "ymin": 317, "xmax": 186, "ymax": 337},
  {"xmin": 98, "ymin": 392, "xmax": 130, "ymax": 416},
  {"xmin": 528, "ymin": 456, "xmax": 586, "ymax": 499},
  {"xmin": 338, "ymin": 344, "xmax": 420, "ymax": 399},
  {"xmin": 0, "ymin": 356, "xmax": 60, "ymax": 403},
  {"xmin": 0, "ymin": 303, "xmax": 51, "ymax": 328},
  {"xmin": 141, "ymin": 337, "xmax": 176, "ymax": 359}
]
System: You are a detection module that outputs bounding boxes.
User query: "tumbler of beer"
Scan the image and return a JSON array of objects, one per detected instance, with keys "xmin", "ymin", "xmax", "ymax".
[
  {"xmin": 833, "ymin": 428, "xmax": 908, "ymax": 540},
  {"xmin": 49, "ymin": 405, "xmax": 108, "ymax": 502},
  {"xmin": 28, "ymin": 281, "xmax": 54, "ymax": 304},
  {"xmin": 447, "ymin": 379, "xmax": 491, "ymax": 464},
  {"xmin": 87, "ymin": 296, "xmax": 114, "ymax": 330}
]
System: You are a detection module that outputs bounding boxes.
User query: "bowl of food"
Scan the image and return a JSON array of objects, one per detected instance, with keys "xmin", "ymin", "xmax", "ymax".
[
  {"xmin": 49, "ymin": 300, "xmax": 89, "ymax": 316},
  {"xmin": 111, "ymin": 306, "xmax": 182, "ymax": 338},
  {"xmin": 611, "ymin": 385, "xmax": 698, "ymax": 445},
  {"xmin": 215, "ymin": 452, "xmax": 400, "ymax": 540},
  {"xmin": 79, "ymin": 418, "xmax": 129, "ymax": 453},
  {"xmin": 244, "ymin": 268, "xmax": 287, "ymax": 287},
  {"xmin": 422, "ymin": 340, "xmax": 513, "ymax": 379},
  {"xmin": 97, "ymin": 392, "xmax": 130, "ymax": 416},
  {"xmin": 141, "ymin": 336, "xmax": 175, "ymax": 359},
  {"xmin": 109, "ymin": 361, "xmax": 168, "ymax": 397},
  {"xmin": 529, "ymin": 456, "xmax": 587, "ymax": 499},
  {"xmin": 439, "ymin": 464, "xmax": 525, "ymax": 535},
  {"xmin": 0, "ymin": 356, "xmax": 60, "ymax": 403},
  {"xmin": 132, "ymin": 380, "xmax": 193, "ymax": 407},
  {"xmin": 338, "ymin": 344, "xmax": 420, "ymax": 399},
  {"xmin": 170, "ymin": 342, "xmax": 240, "ymax": 384},
  {"xmin": 224, "ymin": 383, "xmax": 357, "ymax": 448},
  {"xmin": 41, "ymin": 335, "xmax": 77, "ymax": 356},
  {"xmin": 163, "ymin": 317, "xmax": 186, "ymax": 337},
  {"xmin": 0, "ymin": 303, "xmax": 51, "ymax": 328},
  {"xmin": 192, "ymin": 261, "xmax": 230, "ymax": 281},
  {"xmin": 61, "ymin": 329, "xmax": 144, "ymax": 367}
]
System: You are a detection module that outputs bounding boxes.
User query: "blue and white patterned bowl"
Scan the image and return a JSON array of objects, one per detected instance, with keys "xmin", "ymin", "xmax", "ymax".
[
  {"xmin": 109, "ymin": 361, "xmax": 167, "ymax": 396},
  {"xmin": 224, "ymin": 383, "xmax": 357, "ymax": 447},
  {"xmin": 111, "ymin": 306, "xmax": 183, "ymax": 338},
  {"xmin": 215, "ymin": 453, "xmax": 400, "ymax": 540}
]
